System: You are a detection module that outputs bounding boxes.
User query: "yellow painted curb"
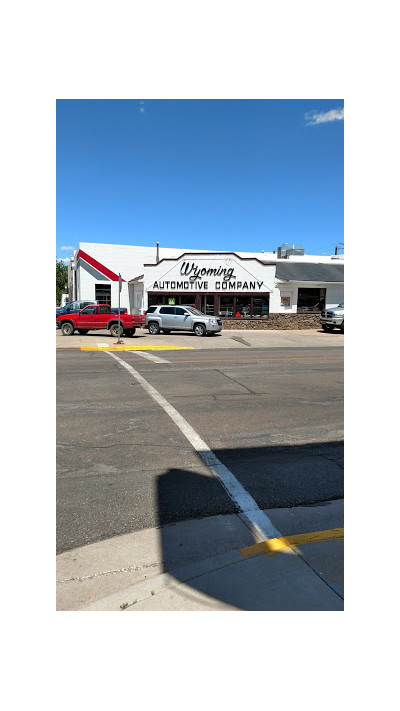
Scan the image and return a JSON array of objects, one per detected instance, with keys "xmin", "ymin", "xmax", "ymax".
[
  {"xmin": 240, "ymin": 527, "xmax": 344, "ymax": 557},
  {"xmin": 80, "ymin": 345, "xmax": 195, "ymax": 351}
]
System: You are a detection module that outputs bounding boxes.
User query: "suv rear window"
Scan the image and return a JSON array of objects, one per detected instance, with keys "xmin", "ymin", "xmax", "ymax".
[{"xmin": 146, "ymin": 306, "xmax": 157, "ymax": 314}]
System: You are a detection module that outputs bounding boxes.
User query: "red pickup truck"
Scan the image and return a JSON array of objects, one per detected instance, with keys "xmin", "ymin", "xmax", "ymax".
[{"xmin": 57, "ymin": 304, "xmax": 145, "ymax": 337}]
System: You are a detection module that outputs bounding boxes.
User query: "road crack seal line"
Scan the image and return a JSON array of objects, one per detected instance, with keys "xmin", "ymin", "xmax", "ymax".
[
  {"xmin": 215, "ymin": 369, "xmax": 255, "ymax": 395},
  {"xmin": 59, "ymin": 560, "xmax": 163, "ymax": 583},
  {"xmin": 57, "ymin": 442, "xmax": 194, "ymax": 453},
  {"xmin": 230, "ymin": 336, "xmax": 252, "ymax": 347}
]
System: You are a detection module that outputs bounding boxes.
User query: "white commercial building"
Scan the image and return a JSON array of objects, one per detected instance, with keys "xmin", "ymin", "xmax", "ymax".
[{"xmin": 68, "ymin": 242, "xmax": 343, "ymax": 322}]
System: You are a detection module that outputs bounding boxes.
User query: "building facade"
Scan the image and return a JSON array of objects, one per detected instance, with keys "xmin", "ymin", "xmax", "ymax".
[{"xmin": 68, "ymin": 242, "xmax": 344, "ymax": 328}]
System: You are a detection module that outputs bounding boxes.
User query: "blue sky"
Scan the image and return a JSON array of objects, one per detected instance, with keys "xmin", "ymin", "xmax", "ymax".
[{"xmin": 56, "ymin": 99, "xmax": 343, "ymax": 261}]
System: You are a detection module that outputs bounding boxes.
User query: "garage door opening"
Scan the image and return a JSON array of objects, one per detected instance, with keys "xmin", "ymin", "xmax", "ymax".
[{"xmin": 297, "ymin": 288, "xmax": 325, "ymax": 312}]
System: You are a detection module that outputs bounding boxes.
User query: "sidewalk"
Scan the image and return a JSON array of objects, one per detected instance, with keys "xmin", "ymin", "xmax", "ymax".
[
  {"xmin": 56, "ymin": 499, "xmax": 343, "ymax": 611},
  {"xmin": 56, "ymin": 327, "xmax": 344, "ymax": 351}
]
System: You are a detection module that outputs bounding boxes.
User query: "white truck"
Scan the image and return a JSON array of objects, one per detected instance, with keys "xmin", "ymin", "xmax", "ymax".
[{"xmin": 320, "ymin": 303, "xmax": 344, "ymax": 333}]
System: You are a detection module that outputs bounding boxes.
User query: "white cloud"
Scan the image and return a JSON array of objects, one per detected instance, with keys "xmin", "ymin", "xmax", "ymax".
[
  {"xmin": 60, "ymin": 246, "xmax": 74, "ymax": 250},
  {"xmin": 305, "ymin": 107, "xmax": 344, "ymax": 126},
  {"xmin": 57, "ymin": 257, "xmax": 70, "ymax": 263}
]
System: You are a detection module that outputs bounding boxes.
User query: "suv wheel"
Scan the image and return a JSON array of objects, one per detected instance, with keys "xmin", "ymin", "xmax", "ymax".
[
  {"xmin": 148, "ymin": 322, "xmax": 160, "ymax": 335},
  {"xmin": 194, "ymin": 323, "xmax": 206, "ymax": 337}
]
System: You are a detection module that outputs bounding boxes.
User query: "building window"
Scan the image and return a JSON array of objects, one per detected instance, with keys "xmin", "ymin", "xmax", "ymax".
[
  {"xmin": 178, "ymin": 294, "xmax": 196, "ymax": 307},
  {"xmin": 147, "ymin": 292, "xmax": 270, "ymax": 317},
  {"xmin": 297, "ymin": 288, "xmax": 325, "ymax": 312},
  {"xmin": 148, "ymin": 293, "xmax": 197, "ymax": 308},
  {"xmin": 252, "ymin": 296, "xmax": 269, "ymax": 318},
  {"xmin": 235, "ymin": 296, "xmax": 252, "ymax": 318},
  {"xmin": 95, "ymin": 284, "xmax": 111, "ymax": 306},
  {"xmin": 148, "ymin": 294, "xmax": 163, "ymax": 306},
  {"xmin": 281, "ymin": 296, "xmax": 291, "ymax": 307},
  {"xmin": 219, "ymin": 294, "xmax": 269, "ymax": 318},
  {"xmin": 219, "ymin": 296, "xmax": 234, "ymax": 317}
]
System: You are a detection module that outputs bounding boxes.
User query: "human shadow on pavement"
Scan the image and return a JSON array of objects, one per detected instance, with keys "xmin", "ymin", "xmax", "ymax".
[{"xmin": 156, "ymin": 439, "xmax": 344, "ymax": 611}]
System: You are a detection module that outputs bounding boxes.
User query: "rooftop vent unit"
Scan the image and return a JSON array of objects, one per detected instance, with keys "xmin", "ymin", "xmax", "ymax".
[{"xmin": 277, "ymin": 243, "xmax": 304, "ymax": 258}]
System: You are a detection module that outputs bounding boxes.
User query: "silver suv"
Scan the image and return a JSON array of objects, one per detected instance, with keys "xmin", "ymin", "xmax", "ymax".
[
  {"xmin": 320, "ymin": 302, "xmax": 344, "ymax": 332},
  {"xmin": 145, "ymin": 305, "xmax": 223, "ymax": 336}
]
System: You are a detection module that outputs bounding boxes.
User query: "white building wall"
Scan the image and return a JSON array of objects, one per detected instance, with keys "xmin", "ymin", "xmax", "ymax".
[
  {"xmin": 72, "ymin": 242, "xmax": 344, "ymax": 314},
  {"xmin": 77, "ymin": 242, "xmax": 240, "ymax": 312},
  {"xmin": 326, "ymin": 286, "xmax": 344, "ymax": 308},
  {"xmin": 271, "ymin": 282, "xmax": 344, "ymax": 313},
  {"xmin": 269, "ymin": 285, "xmax": 298, "ymax": 313}
]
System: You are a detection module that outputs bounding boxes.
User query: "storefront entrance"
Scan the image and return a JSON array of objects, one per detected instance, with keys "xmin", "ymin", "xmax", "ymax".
[{"xmin": 201, "ymin": 295, "xmax": 215, "ymax": 315}]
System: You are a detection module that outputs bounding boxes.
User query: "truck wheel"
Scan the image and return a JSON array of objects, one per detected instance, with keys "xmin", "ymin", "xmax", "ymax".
[
  {"xmin": 194, "ymin": 323, "xmax": 206, "ymax": 337},
  {"xmin": 340, "ymin": 322, "xmax": 344, "ymax": 333},
  {"xmin": 61, "ymin": 322, "xmax": 74, "ymax": 336},
  {"xmin": 125, "ymin": 328, "xmax": 136, "ymax": 337},
  {"xmin": 110, "ymin": 323, "xmax": 124, "ymax": 338},
  {"xmin": 148, "ymin": 322, "xmax": 160, "ymax": 335},
  {"xmin": 162, "ymin": 329, "xmax": 171, "ymax": 334},
  {"xmin": 322, "ymin": 324, "xmax": 333, "ymax": 332},
  {"xmin": 77, "ymin": 329, "xmax": 89, "ymax": 334}
]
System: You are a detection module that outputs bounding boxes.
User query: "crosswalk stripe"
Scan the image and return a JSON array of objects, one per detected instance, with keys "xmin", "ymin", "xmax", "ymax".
[{"xmin": 125, "ymin": 351, "xmax": 171, "ymax": 364}]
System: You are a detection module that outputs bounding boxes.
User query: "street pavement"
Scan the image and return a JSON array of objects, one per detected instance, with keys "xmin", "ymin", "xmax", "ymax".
[{"xmin": 56, "ymin": 329, "xmax": 344, "ymax": 610}]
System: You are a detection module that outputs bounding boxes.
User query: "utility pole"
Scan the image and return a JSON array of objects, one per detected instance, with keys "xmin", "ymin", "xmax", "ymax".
[
  {"xmin": 335, "ymin": 242, "xmax": 344, "ymax": 255},
  {"xmin": 117, "ymin": 273, "xmax": 124, "ymax": 344}
]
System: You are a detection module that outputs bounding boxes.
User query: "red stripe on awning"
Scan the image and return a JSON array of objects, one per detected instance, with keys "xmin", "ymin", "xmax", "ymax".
[{"xmin": 77, "ymin": 249, "xmax": 126, "ymax": 282}]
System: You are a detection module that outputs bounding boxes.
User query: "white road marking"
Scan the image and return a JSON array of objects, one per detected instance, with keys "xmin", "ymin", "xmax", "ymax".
[
  {"xmin": 106, "ymin": 351, "xmax": 281, "ymax": 541},
  {"xmin": 96, "ymin": 343, "xmax": 109, "ymax": 347},
  {"xmin": 125, "ymin": 350, "xmax": 171, "ymax": 364}
]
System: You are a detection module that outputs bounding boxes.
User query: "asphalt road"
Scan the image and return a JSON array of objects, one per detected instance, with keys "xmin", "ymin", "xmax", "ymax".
[{"xmin": 56, "ymin": 346, "xmax": 344, "ymax": 554}]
